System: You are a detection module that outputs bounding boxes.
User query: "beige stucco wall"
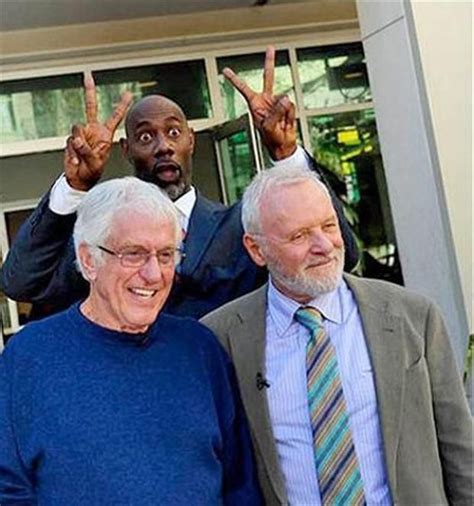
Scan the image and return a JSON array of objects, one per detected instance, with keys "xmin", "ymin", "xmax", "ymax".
[
  {"xmin": 0, "ymin": 1, "xmax": 357, "ymax": 68},
  {"xmin": 410, "ymin": 0, "xmax": 472, "ymax": 330}
]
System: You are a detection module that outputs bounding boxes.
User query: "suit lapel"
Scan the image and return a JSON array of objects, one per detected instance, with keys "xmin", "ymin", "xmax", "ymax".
[
  {"xmin": 344, "ymin": 274, "xmax": 404, "ymax": 494},
  {"xmin": 227, "ymin": 286, "xmax": 288, "ymax": 504},
  {"xmin": 182, "ymin": 194, "xmax": 227, "ymax": 275}
]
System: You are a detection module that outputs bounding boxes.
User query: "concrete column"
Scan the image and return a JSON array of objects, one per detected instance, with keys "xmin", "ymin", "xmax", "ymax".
[{"xmin": 356, "ymin": 0, "xmax": 470, "ymax": 369}]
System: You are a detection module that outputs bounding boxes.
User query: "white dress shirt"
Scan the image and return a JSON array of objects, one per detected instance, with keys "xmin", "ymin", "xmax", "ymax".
[
  {"xmin": 48, "ymin": 146, "xmax": 309, "ymax": 220},
  {"xmin": 49, "ymin": 175, "xmax": 196, "ymax": 234}
]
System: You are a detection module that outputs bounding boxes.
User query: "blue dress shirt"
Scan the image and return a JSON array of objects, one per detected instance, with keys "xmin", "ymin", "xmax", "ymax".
[{"xmin": 265, "ymin": 278, "xmax": 392, "ymax": 505}]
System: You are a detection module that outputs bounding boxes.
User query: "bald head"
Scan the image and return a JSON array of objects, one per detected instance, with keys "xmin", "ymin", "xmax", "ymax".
[
  {"xmin": 119, "ymin": 94, "xmax": 195, "ymax": 201},
  {"xmin": 124, "ymin": 95, "xmax": 187, "ymax": 137}
]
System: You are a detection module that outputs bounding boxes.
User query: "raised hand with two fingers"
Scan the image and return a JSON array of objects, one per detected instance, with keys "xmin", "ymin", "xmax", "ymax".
[
  {"xmin": 222, "ymin": 46, "xmax": 297, "ymax": 160},
  {"xmin": 64, "ymin": 72, "xmax": 133, "ymax": 191}
]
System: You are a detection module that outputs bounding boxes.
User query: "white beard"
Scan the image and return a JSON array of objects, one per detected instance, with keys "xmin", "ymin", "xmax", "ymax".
[{"xmin": 267, "ymin": 246, "xmax": 345, "ymax": 299}]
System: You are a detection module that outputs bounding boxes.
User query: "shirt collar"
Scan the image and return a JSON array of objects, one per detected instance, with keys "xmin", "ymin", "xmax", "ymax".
[
  {"xmin": 267, "ymin": 277, "xmax": 345, "ymax": 339},
  {"xmin": 174, "ymin": 186, "xmax": 196, "ymax": 232}
]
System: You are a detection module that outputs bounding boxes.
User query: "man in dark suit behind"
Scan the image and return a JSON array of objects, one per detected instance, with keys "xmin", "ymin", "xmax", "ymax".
[
  {"xmin": 202, "ymin": 164, "xmax": 473, "ymax": 505},
  {"xmin": 1, "ymin": 47, "xmax": 358, "ymax": 320}
]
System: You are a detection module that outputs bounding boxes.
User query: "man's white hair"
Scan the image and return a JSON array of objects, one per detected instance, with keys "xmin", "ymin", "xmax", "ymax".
[
  {"xmin": 241, "ymin": 164, "xmax": 331, "ymax": 235},
  {"xmin": 73, "ymin": 177, "xmax": 180, "ymax": 279}
]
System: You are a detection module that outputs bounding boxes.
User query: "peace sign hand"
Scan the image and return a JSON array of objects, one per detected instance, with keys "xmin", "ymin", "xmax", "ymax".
[
  {"xmin": 223, "ymin": 46, "xmax": 297, "ymax": 160},
  {"xmin": 64, "ymin": 72, "xmax": 133, "ymax": 191}
]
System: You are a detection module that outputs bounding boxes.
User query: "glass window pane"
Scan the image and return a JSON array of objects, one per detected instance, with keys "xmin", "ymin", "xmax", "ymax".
[
  {"xmin": 0, "ymin": 60, "xmax": 212, "ymax": 144},
  {"xmin": 218, "ymin": 129, "xmax": 256, "ymax": 204},
  {"xmin": 94, "ymin": 60, "xmax": 211, "ymax": 121},
  {"xmin": 308, "ymin": 109, "xmax": 402, "ymax": 285},
  {"xmin": 0, "ymin": 74, "xmax": 85, "ymax": 143},
  {"xmin": 297, "ymin": 43, "xmax": 371, "ymax": 109},
  {"xmin": 217, "ymin": 50, "xmax": 294, "ymax": 120}
]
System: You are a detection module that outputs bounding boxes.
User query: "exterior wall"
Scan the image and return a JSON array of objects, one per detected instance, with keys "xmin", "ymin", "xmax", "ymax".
[
  {"xmin": 356, "ymin": 0, "xmax": 470, "ymax": 368},
  {"xmin": 409, "ymin": 0, "xmax": 472, "ymax": 332},
  {"xmin": 0, "ymin": 1, "xmax": 358, "ymax": 69}
]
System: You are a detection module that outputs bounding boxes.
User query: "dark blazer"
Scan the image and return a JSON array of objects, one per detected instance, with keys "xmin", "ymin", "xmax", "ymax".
[
  {"xmin": 1, "ymin": 160, "xmax": 359, "ymax": 320},
  {"xmin": 201, "ymin": 274, "xmax": 474, "ymax": 506}
]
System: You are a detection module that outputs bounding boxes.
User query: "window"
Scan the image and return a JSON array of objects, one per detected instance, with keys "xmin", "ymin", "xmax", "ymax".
[
  {"xmin": 0, "ymin": 60, "xmax": 212, "ymax": 145},
  {"xmin": 0, "ymin": 74, "xmax": 84, "ymax": 143},
  {"xmin": 297, "ymin": 43, "xmax": 371, "ymax": 110},
  {"xmin": 94, "ymin": 60, "xmax": 212, "ymax": 121},
  {"xmin": 308, "ymin": 109, "xmax": 402, "ymax": 283}
]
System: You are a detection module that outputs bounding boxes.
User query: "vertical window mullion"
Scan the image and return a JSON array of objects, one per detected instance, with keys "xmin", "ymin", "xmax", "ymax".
[{"xmin": 288, "ymin": 46, "xmax": 311, "ymax": 152}]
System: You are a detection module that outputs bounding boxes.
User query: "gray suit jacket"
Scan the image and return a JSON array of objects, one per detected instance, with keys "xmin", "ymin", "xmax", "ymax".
[{"xmin": 201, "ymin": 274, "xmax": 473, "ymax": 505}]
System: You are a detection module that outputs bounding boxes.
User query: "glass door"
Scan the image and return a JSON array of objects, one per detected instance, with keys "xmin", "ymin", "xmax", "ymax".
[{"xmin": 211, "ymin": 113, "xmax": 263, "ymax": 205}]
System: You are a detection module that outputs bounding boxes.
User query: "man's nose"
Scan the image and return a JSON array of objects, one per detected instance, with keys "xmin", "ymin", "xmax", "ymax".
[
  {"xmin": 139, "ymin": 254, "xmax": 166, "ymax": 282},
  {"xmin": 154, "ymin": 135, "xmax": 174, "ymax": 155},
  {"xmin": 309, "ymin": 231, "xmax": 334, "ymax": 254}
]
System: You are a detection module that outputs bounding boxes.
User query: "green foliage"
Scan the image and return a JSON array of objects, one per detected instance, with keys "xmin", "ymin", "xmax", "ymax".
[{"xmin": 464, "ymin": 333, "xmax": 474, "ymax": 383}]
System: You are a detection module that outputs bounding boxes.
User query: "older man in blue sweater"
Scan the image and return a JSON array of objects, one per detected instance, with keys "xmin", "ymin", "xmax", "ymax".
[{"xmin": 0, "ymin": 177, "xmax": 262, "ymax": 505}]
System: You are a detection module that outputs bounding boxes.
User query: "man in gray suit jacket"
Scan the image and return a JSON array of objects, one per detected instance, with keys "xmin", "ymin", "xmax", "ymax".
[{"xmin": 202, "ymin": 164, "xmax": 473, "ymax": 505}]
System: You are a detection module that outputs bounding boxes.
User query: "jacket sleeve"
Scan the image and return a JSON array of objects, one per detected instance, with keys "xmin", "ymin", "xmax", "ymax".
[
  {"xmin": 425, "ymin": 304, "xmax": 474, "ymax": 505},
  {"xmin": 0, "ymin": 191, "xmax": 87, "ymax": 307},
  {"xmin": 304, "ymin": 149, "xmax": 360, "ymax": 272},
  {"xmin": 0, "ymin": 355, "xmax": 36, "ymax": 505}
]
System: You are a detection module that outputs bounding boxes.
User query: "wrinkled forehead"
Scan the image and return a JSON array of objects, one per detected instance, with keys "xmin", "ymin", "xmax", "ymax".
[
  {"xmin": 110, "ymin": 206, "xmax": 178, "ymax": 236},
  {"xmin": 260, "ymin": 180, "xmax": 335, "ymax": 225},
  {"xmin": 125, "ymin": 95, "xmax": 187, "ymax": 134}
]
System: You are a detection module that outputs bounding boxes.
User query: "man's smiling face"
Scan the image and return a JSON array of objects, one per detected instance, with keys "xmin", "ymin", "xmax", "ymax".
[
  {"xmin": 244, "ymin": 179, "xmax": 345, "ymax": 304},
  {"xmin": 83, "ymin": 209, "xmax": 178, "ymax": 333}
]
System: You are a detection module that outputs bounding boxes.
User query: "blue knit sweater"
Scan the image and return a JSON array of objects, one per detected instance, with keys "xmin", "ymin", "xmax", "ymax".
[{"xmin": 0, "ymin": 304, "xmax": 262, "ymax": 505}]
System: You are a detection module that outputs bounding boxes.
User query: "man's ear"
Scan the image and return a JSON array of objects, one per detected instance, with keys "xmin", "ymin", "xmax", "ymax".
[
  {"xmin": 243, "ymin": 233, "xmax": 267, "ymax": 267},
  {"xmin": 119, "ymin": 137, "xmax": 129, "ymax": 160},
  {"xmin": 188, "ymin": 128, "xmax": 195, "ymax": 155},
  {"xmin": 78, "ymin": 243, "xmax": 98, "ymax": 282}
]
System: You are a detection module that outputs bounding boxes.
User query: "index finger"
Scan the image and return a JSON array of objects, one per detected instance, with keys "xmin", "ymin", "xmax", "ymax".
[
  {"xmin": 263, "ymin": 46, "xmax": 275, "ymax": 95},
  {"xmin": 84, "ymin": 71, "xmax": 98, "ymax": 124},
  {"xmin": 222, "ymin": 67, "xmax": 256, "ymax": 104},
  {"xmin": 104, "ymin": 91, "xmax": 133, "ymax": 133}
]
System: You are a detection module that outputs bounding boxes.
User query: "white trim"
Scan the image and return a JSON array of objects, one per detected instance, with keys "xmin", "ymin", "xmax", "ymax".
[
  {"xmin": 304, "ymin": 101, "xmax": 374, "ymax": 117},
  {"xmin": 247, "ymin": 112, "xmax": 262, "ymax": 173},
  {"xmin": 1, "ymin": 120, "xmax": 220, "ymax": 157},
  {"xmin": 288, "ymin": 46, "xmax": 312, "ymax": 151},
  {"xmin": 213, "ymin": 139, "xmax": 228, "ymax": 207},
  {"xmin": 205, "ymin": 56, "xmax": 226, "ymax": 124},
  {"xmin": 0, "ymin": 137, "xmax": 66, "ymax": 158},
  {"xmin": 0, "ymin": 199, "xmax": 39, "ymax": 212}
]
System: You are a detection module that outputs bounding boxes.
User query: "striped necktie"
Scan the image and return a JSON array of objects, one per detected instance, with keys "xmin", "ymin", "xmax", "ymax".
[{"xmin": 295, "ymin": 306, "xmax": 365, "ymax": 505}]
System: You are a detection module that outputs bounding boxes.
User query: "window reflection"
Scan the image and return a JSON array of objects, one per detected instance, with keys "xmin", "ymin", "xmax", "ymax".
[
  {"xmin": 0, "ymin": 60, "xmax": 212, "ymax": 144},
  {"xmin": 297, "ymin": 43, "xmax": 371, "ymax": 109},
  {"xmin": 309, "ymin": 110, "xmax": 402, "ymax": 284},
  {"xmin": 0, "ymin": 74, "xmax": 84, "ymax": 143},
  {"xmin": 94, "ymin": 60, "xmax": 212, "ymax": 120}
]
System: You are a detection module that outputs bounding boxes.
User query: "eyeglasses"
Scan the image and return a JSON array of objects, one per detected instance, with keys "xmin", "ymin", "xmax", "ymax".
[{"xmin": 97, "ymin": 245, "xmax": 184, "ymax": 268}]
